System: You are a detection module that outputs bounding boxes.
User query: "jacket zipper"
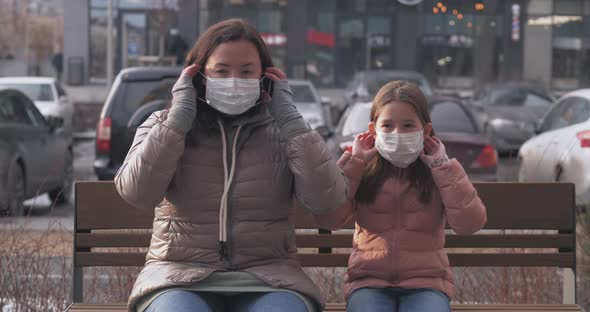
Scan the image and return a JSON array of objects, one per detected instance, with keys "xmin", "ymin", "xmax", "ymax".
[{"xmin": 392, "ymin": 182, "xmax": 400, "ymax": 283}]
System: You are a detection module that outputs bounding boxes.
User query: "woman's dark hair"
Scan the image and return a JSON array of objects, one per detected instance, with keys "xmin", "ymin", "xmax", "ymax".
[
  {"xmin": 169, "ymin": 18, "xmax": 274, "ymax": 143},
  {"xmin": 355, "ymin": 80, "xmax": 435, "ymax": 204}
]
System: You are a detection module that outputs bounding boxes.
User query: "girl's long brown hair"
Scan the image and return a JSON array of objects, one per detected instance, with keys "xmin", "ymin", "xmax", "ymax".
[
  {"xmin": 171, "ymin": 18, "xmax": 274, "ymax": 144},
  {"xmin": 355, "ymin": 81, "xmax": 435, "ymax": 204}
]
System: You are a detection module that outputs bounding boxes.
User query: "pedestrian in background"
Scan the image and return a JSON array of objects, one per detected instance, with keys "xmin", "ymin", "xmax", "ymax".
[
  {"xmin": 315, "ymin": 81, "xmax": 487, "ymax": 312},
  {"xmin": 115, "ymin": 18, "xmax": 348, "ymax": 312},
  {"xmin": 52, "ymin": 52, "xmax": 63, "ymax": 81}
]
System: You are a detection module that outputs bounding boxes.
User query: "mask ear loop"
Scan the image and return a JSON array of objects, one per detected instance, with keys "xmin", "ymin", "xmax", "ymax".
[{"xmin": 197, "ymin": 71, "xmax": 210, "ymax": 104}]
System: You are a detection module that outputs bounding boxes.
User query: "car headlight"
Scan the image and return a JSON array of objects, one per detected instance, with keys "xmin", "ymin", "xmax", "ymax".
[
  {"xmin": 519, "ymin": 121, "xmax": 536, "ymax": 133},
  {"xmin": 489, "ymin": 118, "xmax": 516, "ymax": 128}
]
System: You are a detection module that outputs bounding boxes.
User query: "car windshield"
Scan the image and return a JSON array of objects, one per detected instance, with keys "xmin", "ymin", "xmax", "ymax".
[
  {"xmin": 366, "ymin": 74, "xmax": 432, "ymax": 97},
  {"xmin": 342, "ymin": 101, "xmax": 476, "ymax": 136},
  {"xmin": 114, "ymin": 79, "xmax": 176, "ymax": 122},
  {"xmin": 0, "ymin": 83, "xmax": 54, "ymax": 101},
  {"xmin": 341, "ymin": 104, "xmax": 371, "ymax": 137},
  {"xmin": 290, "ymin": 84, "xmax": 316, "ymax": 103},
  {"xmin": 488, "ymin": 87, "xmax": 552, "ymax": 107},
  {"xmin": 430, "ymin": 101, "xmax": 476, "ymax": 133}
]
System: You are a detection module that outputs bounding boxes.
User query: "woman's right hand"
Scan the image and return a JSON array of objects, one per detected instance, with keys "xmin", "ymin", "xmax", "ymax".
[
  {"xmin": 351, "ymin": 131, "xmax": 378, "ymax": 163},
  {"xmin": 165, "ymin": 64, "xmax": 201, "ymax": 134}
]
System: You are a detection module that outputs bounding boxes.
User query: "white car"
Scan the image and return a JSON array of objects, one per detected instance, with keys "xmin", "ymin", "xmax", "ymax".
[
  {"xmin": 518, "ymin": 89, "xmax": 590, "ymax": 207},
  {"xmin": 288, "ymin": 79, "xmax": 333, "ymax": 138},
  {"xmin": 0, "ymin": 77, "xmax": 74, "ymax": 140}
]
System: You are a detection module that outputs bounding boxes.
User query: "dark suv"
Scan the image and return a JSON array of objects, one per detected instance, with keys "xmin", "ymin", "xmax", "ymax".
[{"xmin": 94, "ymin": 67, "xmax": 182, "ymax": 180}]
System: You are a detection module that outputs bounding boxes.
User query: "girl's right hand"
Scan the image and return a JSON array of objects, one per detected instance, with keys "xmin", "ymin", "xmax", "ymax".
[{"xmin": 351, "ymin": 131, "xmax": 378, "ymax": 163}]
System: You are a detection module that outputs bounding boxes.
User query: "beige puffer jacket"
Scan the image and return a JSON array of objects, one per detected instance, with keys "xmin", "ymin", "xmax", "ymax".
[{"xmin": 114, "ymin": 107, "xmax": 348, "ymax": 311}]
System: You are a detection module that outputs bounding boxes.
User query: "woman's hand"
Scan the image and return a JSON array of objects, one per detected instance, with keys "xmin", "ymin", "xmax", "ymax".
[
  {"xmin": 180, "ymin": 63, "xmax": 201, "ymax": 78},
  {"xmin": 264, "ymin": 67, "xmax": 287, "ymax": 81},
  {"xmin": 419, "ymin": 136, "xmax": 449, "ymax": 168},
  {"xmin": 164, "ymin": 64, "xmax": 201, "ymax": 134},
  {"xmin": 352, "ymin": 131, "xmax": 378, "ymax": 163}
]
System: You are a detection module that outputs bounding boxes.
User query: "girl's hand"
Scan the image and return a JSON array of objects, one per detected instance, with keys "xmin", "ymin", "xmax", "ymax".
[
  {"xmin": 419, "ymin": 136, "xmax": 449, "ymax": 168},
  {"xmin": 264, "ymin": 67, "xmax": 287, "ymax": 81},
  {"xmin": 352, "ymin": 131, "xmax": 378, "ymax": 163}
]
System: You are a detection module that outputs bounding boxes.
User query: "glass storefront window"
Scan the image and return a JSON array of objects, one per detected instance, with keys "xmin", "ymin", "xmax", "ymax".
[
  {"xmin": 90, "ymin": 0, "xmax": 110, "ymax": 80},
  {"xmin": 306, "ymin": 0, "xmax": 335, "ymax": 87},
  {"xmin": 367, "ymin": 16, "xmax": 392, "ymax": 69},
  {"xmin": 552, "ymin": 16, "xmax": 584, "ymax": 89}
]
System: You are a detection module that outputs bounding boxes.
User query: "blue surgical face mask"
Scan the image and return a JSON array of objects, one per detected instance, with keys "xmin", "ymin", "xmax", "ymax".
[{"xmin": 200, "ymin": 72, "xmax": 262, "ymax": 115}]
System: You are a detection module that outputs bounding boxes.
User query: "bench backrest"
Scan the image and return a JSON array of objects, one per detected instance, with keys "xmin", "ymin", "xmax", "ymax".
[{"xmin": 73, "ymin": 181, "xmax": 576, "ymax": 302}]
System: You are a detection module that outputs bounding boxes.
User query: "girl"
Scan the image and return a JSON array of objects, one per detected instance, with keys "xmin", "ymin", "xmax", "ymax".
[
  {"xmin": 115, "ymin": 18, "xmax": 348, "ymax": 312},
  {"xmin": 315, "ymin": 81, "xmax": 487, "ymax": 312}
]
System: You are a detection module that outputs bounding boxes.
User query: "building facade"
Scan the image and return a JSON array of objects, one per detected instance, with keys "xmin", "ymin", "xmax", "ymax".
[{"xmin": 64, "ymin": 0, "xmax": 590, "ymax": 90}]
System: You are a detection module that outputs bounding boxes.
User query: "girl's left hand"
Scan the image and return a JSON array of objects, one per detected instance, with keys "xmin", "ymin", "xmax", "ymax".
[
  {"xmin": 420, "ymin": 136, "xmax": 448, "ymax": 168},
  {"xmin": 264, "ymin": 67, "xmax": 287, "ymax": 81}
]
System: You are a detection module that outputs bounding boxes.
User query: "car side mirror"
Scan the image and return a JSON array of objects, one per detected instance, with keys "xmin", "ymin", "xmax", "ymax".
[
  {"xmin": 46, "ymin": 116, "xmax": 64, "ymax": 132},
  {"xmin": 316, "ymin": 126, "xmax": 333, "ymax": 139},
  {"xmin": 534, "ymin": 120, "xmax": 543, "ymax": 134}
]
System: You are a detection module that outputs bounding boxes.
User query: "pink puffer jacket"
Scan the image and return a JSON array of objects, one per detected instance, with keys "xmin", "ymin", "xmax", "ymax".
[{"xmin": 315, "ymin": 152, "xmax": 487, "ymax": 300}]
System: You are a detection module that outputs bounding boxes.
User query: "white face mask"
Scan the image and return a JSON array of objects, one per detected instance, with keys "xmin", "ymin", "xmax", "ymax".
[
  {"xmin": 375, "ymin": 130, "xmax": 424, "ymax": 168},
  {"xmin": 201, "ymin": 73, "xmax": 261, "ymax": 115}
]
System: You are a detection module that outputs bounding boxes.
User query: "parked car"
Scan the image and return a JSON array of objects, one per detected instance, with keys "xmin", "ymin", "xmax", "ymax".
[
  {"xmin": 95, "ymin": 67, "xmax": 333, "ymax": 180},
  {"xmin": 0, "ymin": 77, "xmax": 74, "ymax": 140},
  {"xmin": 326, "ymin": 97, "xmax": 497, "ymax": 181},
  {"xmin": 0, "ymin": 89, "xmax": 73, "ymax": 216},
  {"xmin": 518, "ymin": 89, "xmax": 590, "ymax": 207},
  {"xmin": 288, "ymin": 79, "xmax": 333, "ymax": 136},
  {"xmin": 468, "ymin": 82, "xmax": 554, "ymax": 154},
  {"xmin": 342, "ymin": 70, "xmax": 434, "ymax": 115},
  {"xmin": 94, "ymin": 67, "xmax": 180, "ymax": 180}
]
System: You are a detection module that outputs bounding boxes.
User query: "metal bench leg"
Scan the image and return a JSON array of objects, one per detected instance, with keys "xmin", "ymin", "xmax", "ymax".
[
  {"xmin": 562, "ymin": 268, "xmax": 575, "ymax": 304},
  {"xmin": 73, "ymin": 266, "xmax": 84, "ymax": 303}
]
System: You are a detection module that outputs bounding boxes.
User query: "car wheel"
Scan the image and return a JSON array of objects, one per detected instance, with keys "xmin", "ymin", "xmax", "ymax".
[
  {"xmin": 49, "ymin": 151, "xmax": 73, "ymax": 205},
  {"xmin": 517, "ymin": 157, "xmax": 526, "ymax": 182},
  {"xmin": 6, "ymin": 162, "xmax": 25, "ymax": 216},
  {"xmin": 554, "ymin": 165, "xmax": 563, "ymax": 182}
]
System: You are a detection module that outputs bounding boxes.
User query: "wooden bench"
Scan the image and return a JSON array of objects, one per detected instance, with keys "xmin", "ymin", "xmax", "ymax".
[{"xmin": 68, "ymin": 182, "xmax": 582, "ymax": 311}]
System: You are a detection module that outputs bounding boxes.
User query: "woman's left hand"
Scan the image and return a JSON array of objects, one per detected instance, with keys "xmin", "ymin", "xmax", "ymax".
[
  {"xmin": 264, "ymin": 67, "xmax": 287, "ymax": 81},
  {"xmin": 420, "ymin": 136, "xmax": 449, "ymax": 168}
]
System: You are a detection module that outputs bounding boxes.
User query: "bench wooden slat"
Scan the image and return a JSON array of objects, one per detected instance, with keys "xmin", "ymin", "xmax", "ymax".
[
  {"xmin": 75, "ymin": 232, "xmax": 575, "ymax": 250},
  {"xmin": 444, "ymin": 234, "xmax": 575, "ymax": 249},
  {"xmin": 76, "ymin": 252, "xmax": 575, "ymax": 268},
  {"xmin": 77, "ymin": 233, "xmax": 151, "ymax": 248},
  {"xmin": 67, "ymin": 303, "xmax": 584, "ymax": 312},
  {"xmin": 297, "ymin": 253, "xmax": 575, "ymax": 268},
  {"xmin": 76, "ymin": 182, "xmax": 575, "ymax": 231},
  {"xmin": 295, "ymin": 234, "xmax": 575, "ymax": 249}
]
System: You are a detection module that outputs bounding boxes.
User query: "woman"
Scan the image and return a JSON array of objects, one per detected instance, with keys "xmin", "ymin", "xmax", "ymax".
[{"xmin": 115, "ymin": 18, "xmax": 348, "ymax": 312}]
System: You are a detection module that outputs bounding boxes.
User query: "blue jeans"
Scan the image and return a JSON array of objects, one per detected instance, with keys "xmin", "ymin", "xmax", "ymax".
[
  {"xmin": 347, "ymin": 287, "xmax": 451, "ymax": 312},
  {"xmin": 144, "ymin": 290, "xmax": 309, "ymax": 312}
]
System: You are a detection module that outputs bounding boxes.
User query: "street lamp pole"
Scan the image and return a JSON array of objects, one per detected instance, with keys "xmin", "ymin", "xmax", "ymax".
[{"xmin": 106, "ymin": 0, "xmax": 114, "ymax": 87}]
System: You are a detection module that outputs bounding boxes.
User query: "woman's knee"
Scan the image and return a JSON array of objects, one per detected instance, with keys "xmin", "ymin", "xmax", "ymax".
[
  {"xmin": 145, "ymin": 290, "xmax": 222, "ymax": 312},
  {"xmin": 232, "ymin": 292, "xmax": 308, "ymax": 312}
]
